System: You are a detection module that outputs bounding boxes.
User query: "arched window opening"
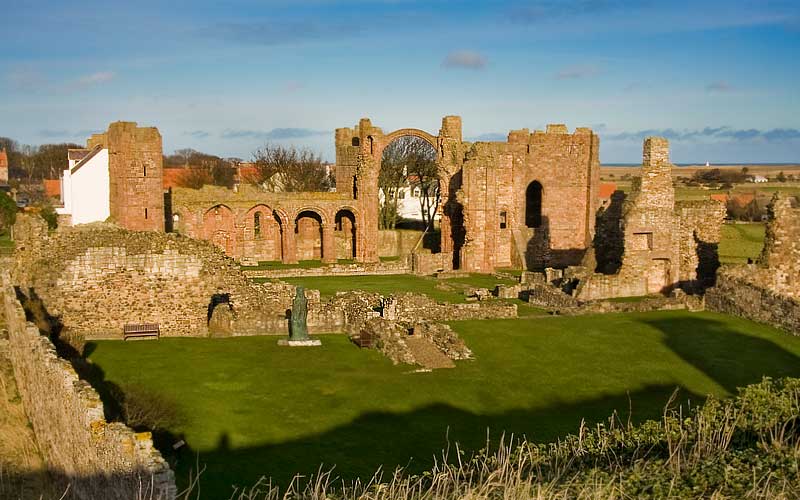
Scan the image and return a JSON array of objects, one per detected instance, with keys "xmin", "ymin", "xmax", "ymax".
[
  {"xmin": 335, "ymin": 209, "xmax": 357, "ymax": 259},
  {"xmin": 254, "ymin": 212, "xmax": 262, "ymax": 238},
  {"xmin": 525, "ymin": 181, "xmax": 543, "ymax": 228}
]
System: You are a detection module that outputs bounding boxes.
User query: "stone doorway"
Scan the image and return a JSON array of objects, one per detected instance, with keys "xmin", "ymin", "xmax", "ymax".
[{"xmin": 647, "ymin": 258, "xmax": 671, "ymax": 294}]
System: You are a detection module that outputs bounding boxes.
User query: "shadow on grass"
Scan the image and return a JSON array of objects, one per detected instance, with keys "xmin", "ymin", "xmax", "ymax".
[
  {"xmin": 643, "ymin": 315, "xmax": 800, "ymax": 394},
  {"xmin": 169, "ymin": 384, "xmax": 702, "ymax": 498}
]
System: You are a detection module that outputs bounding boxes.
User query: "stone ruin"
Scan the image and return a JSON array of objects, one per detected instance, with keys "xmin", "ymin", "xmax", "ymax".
[
  {"xmin": 70, "ymin": 117, "xmax": 603, "ymax": 275},
  {"xmin": 11, "ymin": 214, "xmax": 346, "ymax": 339},
  {"xmin": 707, "ymin": 193, "xmax": 800, "ymax": 334},
  {"xmin": 572, "ymin": 137, "xmax": 726, "ymax": 300},
  {"xmin": 11, "ymin": 213, "xmax": 518, "ymax": 341}
]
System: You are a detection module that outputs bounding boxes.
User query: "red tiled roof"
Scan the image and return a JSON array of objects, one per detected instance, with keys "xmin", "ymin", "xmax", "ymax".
[
  {"xmin": 732, "ymin": 192, "xmax": 756, "ymax": 206},
  {"xmin": 44, "ymin": 179, "xmax": 61, "ymax": 198},
  {"xmin": 0, "ymin": 148, "xmax": 7, "ymax": 169},
  {"xmin": 598, "ymin": 182, "xmax": 617, "ymax": 199},
  {"xmin": 238, "ymin": 165, "xmax": 258, "ymax": 183},
  {"xmin": 163, "ymin": 168, "xmax": 187, "ymax": 189}
]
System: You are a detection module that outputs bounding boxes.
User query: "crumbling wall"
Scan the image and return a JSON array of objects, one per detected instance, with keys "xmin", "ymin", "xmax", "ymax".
[
  {"xmin": 11, "ymin": 215, "xmax": 307, "ymax": 338},
  {"xmin": 2, "ymin": 273, "xmax": 176, "ymax": 499},
  {"xmin": 458, "ymin": 126, "xmax": 599, "ymax": 273},
  {"xmin": 758, "ymin": 194, "xmax": 800, "ymax": 297},
  {"xmin": 706, "ymin": 193, "xmax": 800, "ymax": 334},
  {"xmin": 706, "ymin": 267, "xmax": 800, "ymax": 335},
  {"xmin": 576, "ymin": 137, "xmax": 724, "ymax": 300}
]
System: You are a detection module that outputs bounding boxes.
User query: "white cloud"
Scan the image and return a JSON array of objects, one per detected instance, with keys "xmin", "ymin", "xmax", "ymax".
[{"xmin": 441, "ymin": 50, "xmax": 487, "ymax": 70}]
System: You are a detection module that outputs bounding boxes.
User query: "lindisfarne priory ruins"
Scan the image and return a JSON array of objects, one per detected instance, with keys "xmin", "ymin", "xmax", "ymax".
[
  {"xmin": 3, "ymin": 116, "xmax": 800, "ymax": 500},
  {"xmin": 5, "ymin": 2, "xmax": 800, "ymax": 497}
]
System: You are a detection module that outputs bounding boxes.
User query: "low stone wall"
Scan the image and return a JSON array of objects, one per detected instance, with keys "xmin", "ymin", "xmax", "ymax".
[
  {"xmin": 526, "ymin": 283, "xmax": 580, "ymax": 309},
  {"xmin": 390, "ymin": 293, "xmax": 517, "ymax": 322},
  {"xmin": 706, "ymin": 266, "xmax": 800, "ymax": 335},
  {"xmin": 1, "ymin": 275, "xmax": 176, "ymax": 499},
  {"xmin": 241, "ymin": 259, "xmax": 410, "ymax": 279}
]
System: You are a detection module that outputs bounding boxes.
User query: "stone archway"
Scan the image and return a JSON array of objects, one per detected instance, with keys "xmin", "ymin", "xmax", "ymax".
[
  {"xmin": 334, "ymin": 116, "xmax": 464, "ymax": 265},
  {"xmin": 243, "ymin": 204, "xmax": 282, "ymax": 262},
  {"xmin": 294, "ymin": 208, "xmax": 328, "ymax": 261},
  {"xmin": 334, "ymin": 208, "xmax": 357, "ymax": 260},
  {"xmin": 203, "ymin": 204, "xmax": 235, "ymax": 255}
]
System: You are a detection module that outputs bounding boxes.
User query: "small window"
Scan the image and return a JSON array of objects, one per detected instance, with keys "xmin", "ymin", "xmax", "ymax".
[
  {"xmin": 632, "ymin": 232, "xmax": 653, "ymax": 251},
  {"xmin": 144, "ymin": 208, "xmax": 148, "ymax": 219},
  {"xmin": 143, "ymin": 165, "xmax": 147, "ymax": 177},
  {"xmin": 352, "ymin": 137, "xmax": 360, "ymax": 147},
  {"xmin": 398, "ymin": 190, "xmax": 405, "ymax": 199},
  {"xmin": 254, "ymin": 212, "xmax": 261, "ymax": 238},
  {"xmin": 499, "ymin": 211, "xmax": 507, "ymax": 229}
]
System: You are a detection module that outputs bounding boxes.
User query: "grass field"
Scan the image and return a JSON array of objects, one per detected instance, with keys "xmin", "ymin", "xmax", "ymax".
[
  {"xmin": 262, "ymin": 274, "xmax": 518, "ymax": 303},
  {"xmin": 719, "ymin": 223, "xmax": 766, "ymax": 264},
  {"xmin": 86, "ymin": 310, "xmax": 800, "ymax": 497}
]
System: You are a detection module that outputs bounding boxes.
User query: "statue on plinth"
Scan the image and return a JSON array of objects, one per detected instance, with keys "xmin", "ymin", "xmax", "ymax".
[
  {"xmin": 279, "ymin": 286, "xmax": 321, "ymax": 346},
  {"xmin": 289, "ymin": 286, "xmax": 310, "ymax": 341}
]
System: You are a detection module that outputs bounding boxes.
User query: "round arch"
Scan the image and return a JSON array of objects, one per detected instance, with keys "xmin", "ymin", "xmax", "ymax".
[
  {"xmin": 525, "ymin": 181, "xmax": 543, "ymax": 228},
  {"xmin": 372, "ymin": 128, "xmax": 439, "ymax": 161},
  {"xmin": 334, "ymin": 208, "xmax": 358, "ymax": 260},
  {"xmin": 292, "ymin": 206, "xmax": 329, "ymax": 226}
]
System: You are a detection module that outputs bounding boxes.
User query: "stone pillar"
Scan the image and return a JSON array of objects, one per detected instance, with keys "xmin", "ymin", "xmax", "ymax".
[
  {"xmin": 282, "ymin": 226, "xmax": 298, "ymax": 264},
  {"xmin": 321, "ymin": 224, "xmax": 336, "ymax": 264},
  {"xmin": 439, "ymin": 182, "xmax": 453, "ymax": 254}
]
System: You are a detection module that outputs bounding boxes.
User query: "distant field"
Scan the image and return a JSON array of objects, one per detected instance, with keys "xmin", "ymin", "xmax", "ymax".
[{"xmin": 602, "ymin": 164, "xmax": 800, "ymax": 180}]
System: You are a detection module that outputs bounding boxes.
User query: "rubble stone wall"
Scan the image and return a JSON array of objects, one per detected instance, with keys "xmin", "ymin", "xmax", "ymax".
[
  {"xmin": 706, "ymin": 193, "xmax": 800, "ymax": 334},
  {"xmin": 11, "ymin": 215, "xmax": 323, "ymax": 338},
  {"xmin": 1, "ymin": 273, "xmax": 176, "ymax": 499},
  {"xmin": 706, "ymin": 266, "xmax": 800, "ymax": 335}
]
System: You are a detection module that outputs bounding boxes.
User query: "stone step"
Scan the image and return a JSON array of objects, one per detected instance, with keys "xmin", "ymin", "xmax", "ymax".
[{"xmin": 405, "ymin": 337, "xmax": 455, "ymax": 369}]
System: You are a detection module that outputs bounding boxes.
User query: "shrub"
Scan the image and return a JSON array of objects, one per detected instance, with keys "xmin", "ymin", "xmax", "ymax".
[
  {"xmin": 0, "ymin": 191, "xmax": 16, "ymax": 234},
  {"xmin": 110, "ymin": 383, "xmax": 183, "ymax": 432}
]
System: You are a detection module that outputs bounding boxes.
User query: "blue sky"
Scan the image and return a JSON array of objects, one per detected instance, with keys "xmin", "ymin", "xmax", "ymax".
[{"xmin": 1, "ymin": 0, "xmax": 799, "ymax": 163}]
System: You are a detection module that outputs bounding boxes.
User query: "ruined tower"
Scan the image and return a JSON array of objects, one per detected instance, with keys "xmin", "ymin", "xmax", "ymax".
[{"xmin": 89, "ymin": 122, "xmax": 165, "ymax": 231}]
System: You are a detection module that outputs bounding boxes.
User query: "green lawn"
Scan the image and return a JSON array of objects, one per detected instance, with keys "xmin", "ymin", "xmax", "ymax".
[
  {"xmin": 263, "ymin": 274, "xmax": 517, "ymax": 304},
  {"xmin": 85, "ymin": 310, "xmax": 800, "ymax": 497},
  {"xmin": 241, "ymin": 259, "xmax": 355, "ymax": 271},
  {"xmin": 719, "ymin": 223, "xmax": 766, "ymax": 264}
]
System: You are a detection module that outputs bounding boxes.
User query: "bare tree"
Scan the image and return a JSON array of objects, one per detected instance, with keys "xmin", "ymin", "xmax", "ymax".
[
  {"xmin": 251, "ymin": 144, "xmax": 331, "ymax": 192},
  {"xmin": 379, "ymin": 136, "xmax": 438, "ymax": 230},
  {"xmin": 404, "ymin": 140, "xmax": 439, "ymax": 229}
]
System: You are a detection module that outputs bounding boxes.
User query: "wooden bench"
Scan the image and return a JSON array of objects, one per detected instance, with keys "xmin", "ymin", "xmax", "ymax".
[
  {"xmin": 123, "ymin": 323, "xmax": 160, "ymax": 340},
  {"xmin": 354, "ymin": 331, "xmax": 374, "ymax": 348}
]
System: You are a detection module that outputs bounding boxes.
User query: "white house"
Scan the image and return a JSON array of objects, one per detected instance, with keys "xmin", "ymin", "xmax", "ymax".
[
  {"xmin": 57, "ymin": 145, "xmax": 110, "ymax": 225},
  {"xmin": 749, "ymin": 175, "xmax": 769, "ymax": 183},
  {"xmin": 379, "ymin": 181, "xmax": 441, "ymax": 223}
]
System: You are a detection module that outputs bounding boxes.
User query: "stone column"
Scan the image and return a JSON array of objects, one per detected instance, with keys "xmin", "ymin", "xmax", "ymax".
[
  {"xmin": 282, "ymin": 226, "xmax": 298, "ymax": 264},
  {"xmin": 321, "ymin": 224, "xmax": 337, "ymax": 264},
  {"xmin": 440, "ymin": 181, "xmax": 452, "ymax": 253}
]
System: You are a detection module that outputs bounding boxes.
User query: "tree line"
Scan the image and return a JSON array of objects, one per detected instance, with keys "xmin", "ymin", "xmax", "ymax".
[{"xmin": 0, "ymin": 137, "xmax": 334, "ymax": 192}]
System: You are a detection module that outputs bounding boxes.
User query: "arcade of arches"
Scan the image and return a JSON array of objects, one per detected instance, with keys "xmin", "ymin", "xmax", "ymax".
[{"xmin": 169, "ymin": 116, "xmax": 603, "ymax": 273}]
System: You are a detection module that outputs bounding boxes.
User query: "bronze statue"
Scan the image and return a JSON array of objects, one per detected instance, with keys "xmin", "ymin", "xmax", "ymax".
[{"xmin": 289, "ymin": 286, "xmax": 310, "ymax": 341}]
